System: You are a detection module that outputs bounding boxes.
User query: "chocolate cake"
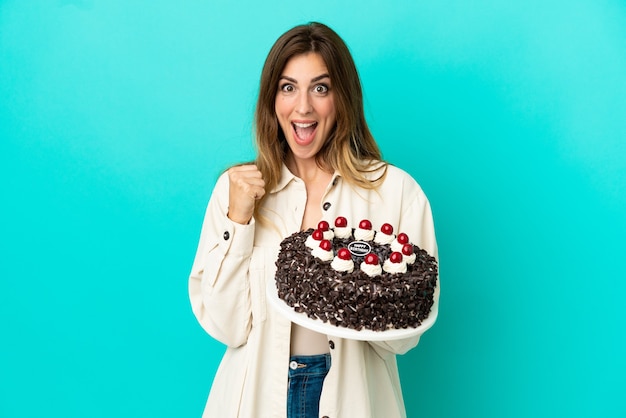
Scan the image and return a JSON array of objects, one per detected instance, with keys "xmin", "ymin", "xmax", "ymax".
[{"xmin": 274, "ymin": 217, "xmax": 438, "ymax": 332}]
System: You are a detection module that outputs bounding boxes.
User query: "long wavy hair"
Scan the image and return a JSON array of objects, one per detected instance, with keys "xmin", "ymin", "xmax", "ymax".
[{"xmin": 254, "ymin": 22, "xmax": 387, "ymax": 213}]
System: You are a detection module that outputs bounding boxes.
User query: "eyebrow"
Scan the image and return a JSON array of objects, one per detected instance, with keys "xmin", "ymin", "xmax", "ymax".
[{"xmin": 279, "ymin": 73, "xmax": 331, "ymax": 84}]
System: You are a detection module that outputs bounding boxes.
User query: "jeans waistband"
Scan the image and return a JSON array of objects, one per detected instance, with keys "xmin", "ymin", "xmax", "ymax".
[{"xmin": 288, "ymin": 353, "xmax": 331, "ymax": 377}]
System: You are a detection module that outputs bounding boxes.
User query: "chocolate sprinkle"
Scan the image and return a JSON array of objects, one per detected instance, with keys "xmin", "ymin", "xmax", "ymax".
[{"xmin": 274, "ymin": 228, "xmax": 438, "ymax": 332}]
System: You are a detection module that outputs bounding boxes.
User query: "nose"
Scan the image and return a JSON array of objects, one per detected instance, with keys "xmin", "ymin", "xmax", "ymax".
[{"xmin": 295, "ymin": 91, "xmax": 312, "ymax": 115}]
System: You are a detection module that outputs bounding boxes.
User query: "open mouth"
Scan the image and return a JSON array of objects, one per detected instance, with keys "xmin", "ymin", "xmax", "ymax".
[{"xmin": 292, "ymin": 121, "xmax": 318, "ymax": 144}]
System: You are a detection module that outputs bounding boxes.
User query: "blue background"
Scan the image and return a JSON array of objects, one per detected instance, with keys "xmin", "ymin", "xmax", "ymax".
[{"xmin": 1, "ymin": 1, "xmax": 625, "ymax": 417}]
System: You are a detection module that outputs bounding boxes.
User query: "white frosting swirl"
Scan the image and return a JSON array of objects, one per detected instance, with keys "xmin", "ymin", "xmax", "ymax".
[
  {"xmin": 374, "ymin": 231, "xmax": 395, "ymax": 245},
  {"xmin": 383, "ymin": 259, "xmax": 407, "ymax": 274},
  {"xmin": 322, "ymin": 230, "xmax": 335, "ymax": 240},
  {"xmin": 333, "ymin": 226, "xmax": 352, "ymax": 239},
  {"xmin": 354, "ymin": 228, "xmax": 374, "ymax": 241},
  {"xmin": 391, "ymin": 239, "xmax": 408, "ymax": 252},
  {"xmin": 360, "ymin": 261, "xmax": 382, "ymax": 277},
  {"xmin": 403, "ymin": 253, "xmax": 416, "ymax": 264},
  {"xmin": 312, "ymin": 246, "xmax": 334, "ymax": 262},
  {"xmin": 305, "ymin": 235, "xmax": 321, "ymax": 249},
  {"xmin": 331, "ymin": 257, "xmax": 354, "ymax": 273}
]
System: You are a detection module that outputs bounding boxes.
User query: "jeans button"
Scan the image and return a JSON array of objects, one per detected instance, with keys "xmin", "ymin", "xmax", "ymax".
[{"xmin": 289, "ymin": 361, "xmax": 298, "ymax": 370}]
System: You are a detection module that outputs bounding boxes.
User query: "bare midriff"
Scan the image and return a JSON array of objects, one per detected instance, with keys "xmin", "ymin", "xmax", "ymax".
[{"xmin": 290, "ymin": 323, "xmax": 329, "ymax": 355}]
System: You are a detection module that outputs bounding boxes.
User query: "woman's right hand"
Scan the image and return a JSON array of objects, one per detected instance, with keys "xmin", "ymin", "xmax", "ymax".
[{"xmin": 226, "ymin": 164, "xmax": 266, "ymax": 224}]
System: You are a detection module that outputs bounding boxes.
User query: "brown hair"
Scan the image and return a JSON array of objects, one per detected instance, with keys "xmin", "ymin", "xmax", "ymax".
[{"xmin": 254, "ymin": 22, "xmax": 387, "ymax": 210}]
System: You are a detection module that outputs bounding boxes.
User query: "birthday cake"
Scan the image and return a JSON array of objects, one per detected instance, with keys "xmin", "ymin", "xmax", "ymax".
[{"xmin": 274, "ymin": 217, "xmax": 438, "ymax": 331}]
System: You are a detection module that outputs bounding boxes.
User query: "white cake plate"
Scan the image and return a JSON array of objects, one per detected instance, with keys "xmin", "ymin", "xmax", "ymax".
[{"xmin": 266, "ymin": 280, "xmax": 438, "ymax": 341}]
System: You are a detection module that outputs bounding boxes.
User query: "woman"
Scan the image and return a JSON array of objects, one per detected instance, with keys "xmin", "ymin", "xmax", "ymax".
[{"xmin": 189, "ymin": 22, "xmax": 438, "ymax": 418}]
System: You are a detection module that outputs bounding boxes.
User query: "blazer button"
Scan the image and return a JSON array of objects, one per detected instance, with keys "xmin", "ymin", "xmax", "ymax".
[
  {"xmin": 322, "ymin": 202, "xmax": 331, "ymax": 211},
  {"xmin": 328, "ymin": 340, "xmax": 335, "ymax": 349},
  {"xmin": 223, "ymin": 231, "xmax": 230, "ymax": 240}
]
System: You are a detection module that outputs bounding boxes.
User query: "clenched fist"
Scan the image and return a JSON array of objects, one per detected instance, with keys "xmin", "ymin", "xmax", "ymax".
[{"xmin": 227, "ymin": 164, "xmax": 266, "ymax": 224}]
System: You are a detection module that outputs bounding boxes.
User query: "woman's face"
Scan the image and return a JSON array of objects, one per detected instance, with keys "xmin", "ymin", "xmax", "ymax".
[{"xmin": 275, "ymin": 52, "xmax": 337, "ymax": 162}]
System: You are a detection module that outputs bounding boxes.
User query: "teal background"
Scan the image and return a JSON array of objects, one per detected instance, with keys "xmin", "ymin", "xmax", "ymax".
[{"xmin": 1, "ymin": 1, "xmax": 625, "ymax": 417}]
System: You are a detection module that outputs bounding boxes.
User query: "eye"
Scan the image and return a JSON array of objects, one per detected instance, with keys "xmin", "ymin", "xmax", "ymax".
[
  {"xmin": 313, "ymin": 84, "xmax": 329, "ymax": 94},
  {"xmin": 280, "ymin": 83, "xmax": 295, "ymax": 93}
]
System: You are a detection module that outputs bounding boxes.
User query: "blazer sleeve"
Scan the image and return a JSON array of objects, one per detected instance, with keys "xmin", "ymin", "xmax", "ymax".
[
  {"xmin": 188, "ymin": 172, "xmax": 254, "ymax": 348},
  {"xmin": 369, "ymin": 172, "xmax": 440, "ymax": 356}
]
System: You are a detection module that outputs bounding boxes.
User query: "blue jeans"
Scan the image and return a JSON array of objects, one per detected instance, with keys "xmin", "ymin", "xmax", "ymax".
[{"xmin": 287, "ymin": 354, "xmax": 331, "ymax": 418}]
